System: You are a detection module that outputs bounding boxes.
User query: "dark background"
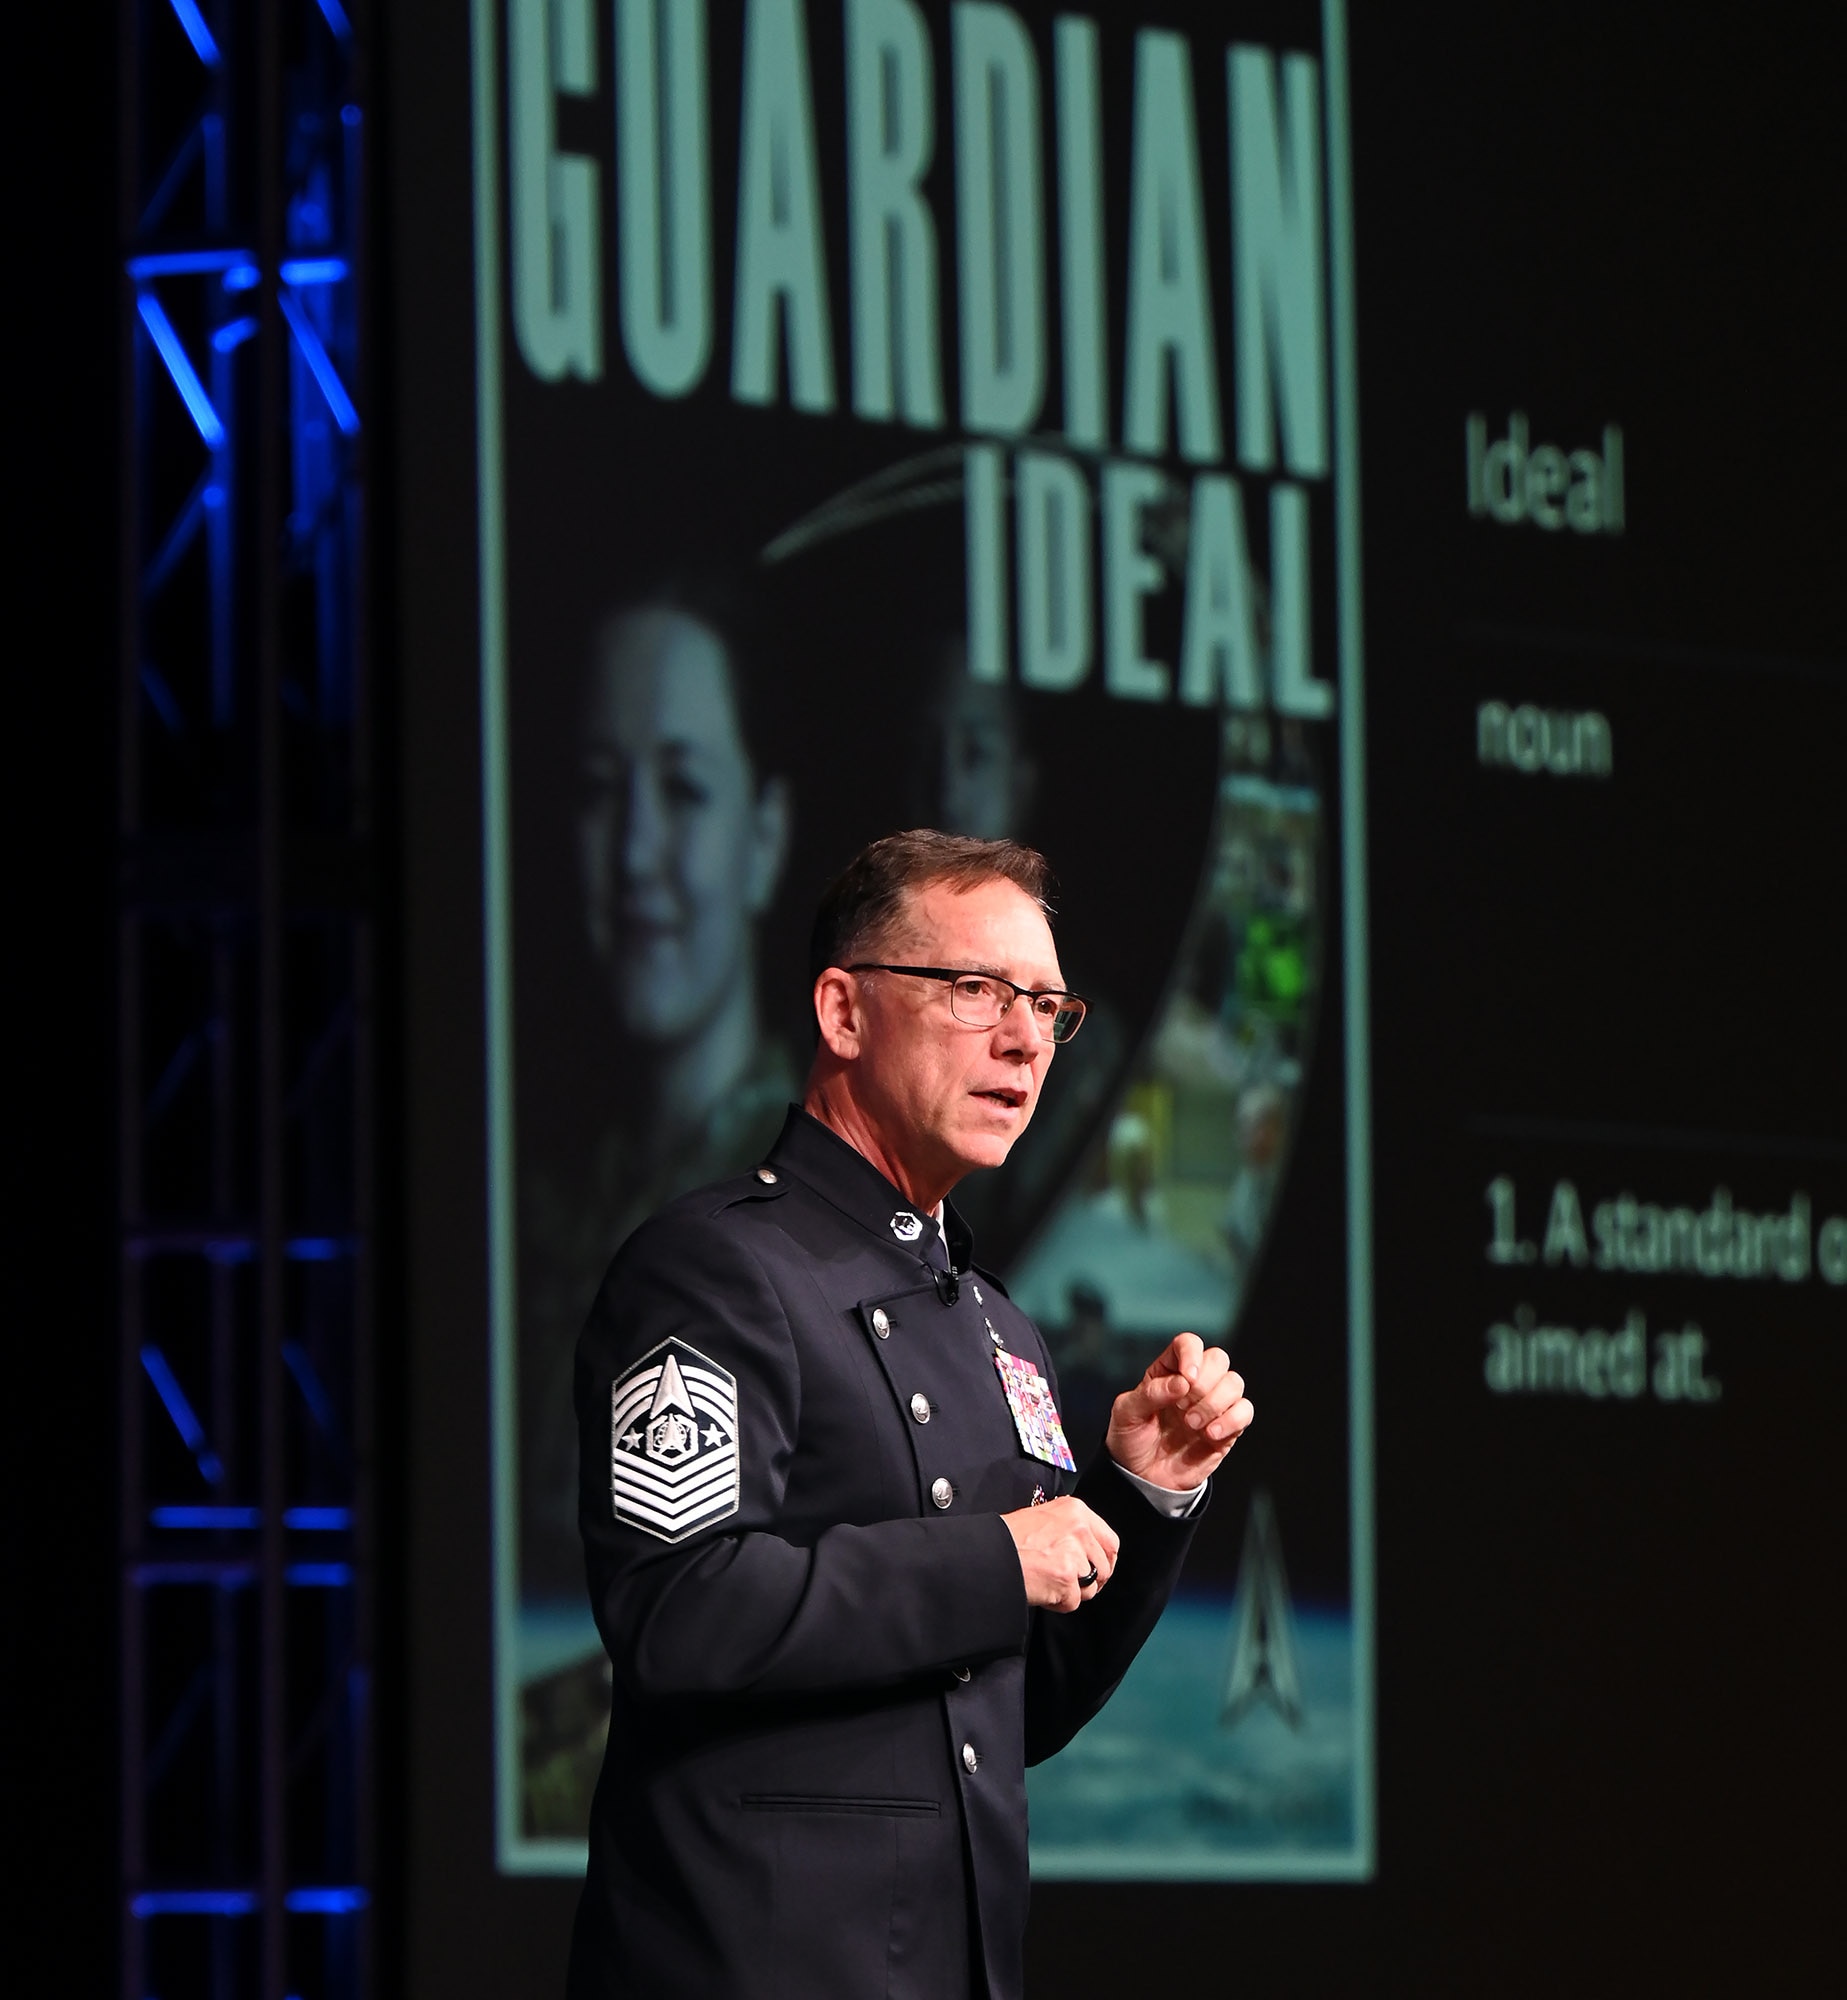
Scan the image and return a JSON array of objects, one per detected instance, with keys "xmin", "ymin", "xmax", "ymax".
[
  {"xmin": 392, "ymin": 2, "xmax": 1846, "ymax": 1994},
  {"xmin": 20, "ymin": 1, "xmax": 1843, "ymax": 1995}
]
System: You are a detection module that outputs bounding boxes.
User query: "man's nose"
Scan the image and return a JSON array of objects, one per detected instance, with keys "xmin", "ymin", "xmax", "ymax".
[{"xmin": 992, "ymin": 996, "xmax": 1039, "ymax": 1059}]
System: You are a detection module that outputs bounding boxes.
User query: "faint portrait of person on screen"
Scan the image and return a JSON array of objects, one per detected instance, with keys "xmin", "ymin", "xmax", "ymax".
[
  {"xmin": 521, "ymin": 587, "xmax": 795, "ymax": 1645},
  {"xmin": 575, "ymin": 598, "xmax": 794, "ymax": 1188}
]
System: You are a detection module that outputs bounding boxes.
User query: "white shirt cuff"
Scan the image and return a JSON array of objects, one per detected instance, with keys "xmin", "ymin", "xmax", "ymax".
[{"xmin": 1110, "ymin": 1458, "xmax": 1209, "ymax": 1519}]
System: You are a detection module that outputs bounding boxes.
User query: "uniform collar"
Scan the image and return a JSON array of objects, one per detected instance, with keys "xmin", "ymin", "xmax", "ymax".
[{"xmin": 766, "ymin": 1106, "xmax": 978, "ymax": 1273}]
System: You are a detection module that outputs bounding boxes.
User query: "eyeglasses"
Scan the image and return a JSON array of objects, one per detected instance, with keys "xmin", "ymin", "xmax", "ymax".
[{"xmin": 847, "ymin": 965, "xmax": 1089, "ymax": 1044}]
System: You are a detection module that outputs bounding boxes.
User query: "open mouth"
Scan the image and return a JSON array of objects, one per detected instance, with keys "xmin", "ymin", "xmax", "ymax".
[{"xmin": 974, "ymin": 1087, "xmax": 1029, "ymax": 1111}]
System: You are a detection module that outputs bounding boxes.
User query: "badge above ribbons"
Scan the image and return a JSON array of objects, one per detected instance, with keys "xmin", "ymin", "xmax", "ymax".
[{"xmin": 610, "ymin": 1338, "xmax": 741, "ymax": 1543}]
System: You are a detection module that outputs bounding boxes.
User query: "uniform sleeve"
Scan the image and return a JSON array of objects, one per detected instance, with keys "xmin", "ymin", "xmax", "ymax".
[{"xmin": 575, "ymin": 1207, "xmax": 1029, "ymax": 1701}]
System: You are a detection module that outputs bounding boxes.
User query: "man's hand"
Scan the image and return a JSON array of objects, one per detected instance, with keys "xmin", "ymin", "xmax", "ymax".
[
  {"xmin": 1001, "ymin": 1496, "xmax": 1120, "ymax": 1611},
  {"xmin": 1105, "ymin": 1333, "xmax": 1253, "ymax": 1492}
]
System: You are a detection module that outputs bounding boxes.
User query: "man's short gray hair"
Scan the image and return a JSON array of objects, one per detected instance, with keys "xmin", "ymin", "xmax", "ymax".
[{"xmin": 808, "ymin": 830, "xmax": 1055, "ymax": 985}]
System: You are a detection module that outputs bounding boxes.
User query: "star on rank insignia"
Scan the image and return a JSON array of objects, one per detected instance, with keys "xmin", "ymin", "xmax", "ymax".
[{"xmin": 610, "ymin": 1338, "xmax": 740, "ymax": 1542}]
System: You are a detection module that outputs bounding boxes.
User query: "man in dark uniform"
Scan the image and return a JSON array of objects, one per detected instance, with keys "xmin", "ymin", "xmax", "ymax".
[{"xmin": 568, "ymin": 831, "xmax": 1255, "ymax": 1999}]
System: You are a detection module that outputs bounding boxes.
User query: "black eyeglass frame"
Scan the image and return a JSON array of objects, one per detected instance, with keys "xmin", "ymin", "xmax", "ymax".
[{"xmin": 845, "ymin": 964, "xmax": 1089, "ymax": 1043}]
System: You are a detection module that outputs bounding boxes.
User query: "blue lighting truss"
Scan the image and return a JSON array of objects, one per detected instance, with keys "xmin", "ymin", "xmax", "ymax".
[{"xmin": 119, "ymin": 3, "xmax": 373, "ymax": 1997}]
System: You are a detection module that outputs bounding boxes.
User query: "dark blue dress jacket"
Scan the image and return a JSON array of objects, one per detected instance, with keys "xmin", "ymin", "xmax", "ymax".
[{"xmin": 566, "ymin": 1108, "xmax": 1202, "ymax": 1999}]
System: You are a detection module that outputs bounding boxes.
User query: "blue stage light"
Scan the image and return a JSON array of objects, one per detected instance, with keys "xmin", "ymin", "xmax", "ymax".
[
  {"xmin": 136, "ymin": 294, "xmax": 225, "ymax": 448},
  {"xmin": 286, "ymin": 1886, "xmax": 370, "ymax": 1913},
  {"xmin": 280, "ymin": 258, "xmax": 348, "ymax": 286},
  {"xmin": 286, "ymin": 1563, "xmax": 354, "ymax": 1587},
  {"xmin": 141, "ymin": 1346, "xmax": 225, "ymax": 1486},
  {"xmin": 313, "ymin": 0, "xmax": 355, "ymax": 45},
  {"xmin": 131, "ymin": 1889, "xmax": 258, "ymax": 1918},
  {"xmin": 284, "ymin": 1340, "xmax": 343, "ymax": 1440},
  {"xmin": 143, "ymin": 471, "xmax": 213, "ymax": 598},
  {"xmin": 212, "ymin": 316, "xmax": 258, "ymax": 353},
  {"xmin": 151, "ymin": 1505, "xmax": 261, "ymax": 1530},
  {"xmin": 146, "ymin": 1505, "xmax": 355, "ymax": 1531},
  {"xmin": 128, "ymin": 249, "xmax": 252, "ymax": 279},
  {"xmin": 279, "ymin": 290, "xmax": 361, "ymax": 435},
  {"xmin": 288, "ymin": 1235, "xmax": 351, "ymax": 1261},
  {"xmin": 139, "ymin": 663, "xmax": 186, "ymax": 735},
  {"xmin": 165, "ymin": 0, "xmax": 221, "ymax": 69}
]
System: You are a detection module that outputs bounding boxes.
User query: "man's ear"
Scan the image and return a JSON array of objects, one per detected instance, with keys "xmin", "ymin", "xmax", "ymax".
[{"xmin": 811, "ymin": 967, "xmax": 864, "ymax": 1061}]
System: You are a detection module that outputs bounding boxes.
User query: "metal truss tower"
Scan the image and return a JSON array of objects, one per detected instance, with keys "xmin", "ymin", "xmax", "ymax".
[{"xmin": 118, "ymin": 2, "xmax": 373, "ymax": 1995}]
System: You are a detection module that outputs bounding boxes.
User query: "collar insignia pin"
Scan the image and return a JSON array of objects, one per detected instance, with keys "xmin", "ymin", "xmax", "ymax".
[{"xmin": 889, "ymin": 1212, "xmax": 924, "ymax": 1244}]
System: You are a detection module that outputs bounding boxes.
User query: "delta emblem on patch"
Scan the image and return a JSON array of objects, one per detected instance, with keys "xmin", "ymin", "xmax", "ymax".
[{"xmin": 610, "ymin": 1338, "xmax": 741, "ymax": 1543}]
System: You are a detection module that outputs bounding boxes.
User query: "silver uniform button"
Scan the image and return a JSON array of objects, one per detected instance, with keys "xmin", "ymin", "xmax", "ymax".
[
  {"xmin": 871, "ymin": 1308, "xmax": 890, "ymax": 1339},
  {"xmin": 931, "ymin": 1477, "xmax": 954, "ymax": 1510},
  {"xmin": 962, "ymin": 1742, "xmax": 980, "ymax": 1773},
  {"xmin": 755, "ymin": 1167, "xmax": 778, "ymax": 1183},
  {"xmin": 910, "ymin": 1392, "xmax": 931, "ymax": 1423}
]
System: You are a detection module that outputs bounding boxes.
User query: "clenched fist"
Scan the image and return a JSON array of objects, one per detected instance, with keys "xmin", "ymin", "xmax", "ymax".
[
  {"xmin": 1106, "ymin": 1331, "xmax": 1253, "ymax": 1491},
  {"xmin": 1000, "ymin": 1495, "xmax": 1121, "ymax": 1612}
]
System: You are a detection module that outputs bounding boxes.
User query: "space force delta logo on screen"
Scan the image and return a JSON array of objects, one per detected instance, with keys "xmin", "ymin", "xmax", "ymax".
[
  {"xmin": 503, "ymin": 0, "xmax": 1341, "ymax": 721},
  {"xmin": 473, "ymin": 0, "xmax": 1372, "ymax": 1884}
]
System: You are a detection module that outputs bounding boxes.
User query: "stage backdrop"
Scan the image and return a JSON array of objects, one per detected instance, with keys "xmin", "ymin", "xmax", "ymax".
[
  {"xmin": 394, "ymin": 2, "xmax": 1845, "ymax": 1992},
  {"xmin": 466, "ymin": 0, "xmax": 1374, "ymax": 1882}
]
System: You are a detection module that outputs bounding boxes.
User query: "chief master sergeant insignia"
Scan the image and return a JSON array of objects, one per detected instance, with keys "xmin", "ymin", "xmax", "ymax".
[{"xmin": 609, "ymin": 1338, "xmax": 740, "ymax": 1543}]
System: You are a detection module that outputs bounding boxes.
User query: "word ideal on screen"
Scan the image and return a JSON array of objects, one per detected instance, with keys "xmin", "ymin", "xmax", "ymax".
[{"xmin": 505, "ymin": 0, "xmax": 1341, "ymax": 721}]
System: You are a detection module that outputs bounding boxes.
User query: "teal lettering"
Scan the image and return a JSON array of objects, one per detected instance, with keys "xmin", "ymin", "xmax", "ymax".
[
  {"xmin": 1102, "ymin": 461, "xmax": 1170, "ymax": 699},
  {"xmin": 616, "ymin": 0, "xmax": 712, "ymax": 397},
  {"xmin": 1122, "ymin": 32, "xmax": 1221, "ymax": 463},
  {"xmin": 953, "ymin": 3, "xmax": 1045, "ymax": 436},
  {"xmin": 964, "ymin": 444, "xmax": 1009, "ymax": 683},
  {"xmin": 732, "ymin": 0, "xmax": 837, "ymax": 410},
  {"xmin": 509, "ymin": 0, "xmax": 602, "ymax": 381},
  {"xmin": 1483, "ymin": 412, "xmax": 1527, "ymax": 523},
  {"xmin": 1228, "ymin": 46, "xmax": 1326, "ymax": 477},
  {"xmin": 846, "ymin": 0, "xmax": 944, "ymax": 426},
  {"xmin": 1178, "ymin": 474, "xmax": 1262, "ymax": 709},
  {"xmin": 1053, "ymin": 15, "xmax": 1106, "ymax": 448},
  {"xmin": 1526, "ymin": 443, "xmax": 1567, "ymax": 528},
  {"xmin": 1015, "ymin": 449, "xmax": 1092, "ymax": 690},
  {"xmin": 1542, "ymin": 1179, "xmax": 1589, "ymax": 1267},
  {"xmin": 1268, "ymin": 483, "xmax": 1329, "ymax": 717},
  {"xmin": 1565, "ymin": 448, "xmax": 1602, "ymax": 531}
]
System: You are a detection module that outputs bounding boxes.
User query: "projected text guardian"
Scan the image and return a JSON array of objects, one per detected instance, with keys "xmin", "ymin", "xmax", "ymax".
[{"xmin": 507, "ymin": 0, "xmax": 1335, "ymax": 720}]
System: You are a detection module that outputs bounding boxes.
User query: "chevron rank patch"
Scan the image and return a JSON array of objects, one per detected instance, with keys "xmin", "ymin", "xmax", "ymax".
[{"xmin": 609, "ymin": 1338, "xmax": 740, "ymax": 1543}]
